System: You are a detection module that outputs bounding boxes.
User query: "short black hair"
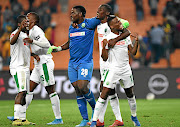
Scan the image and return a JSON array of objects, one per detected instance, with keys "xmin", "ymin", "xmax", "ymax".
[
  {"xmin": 107, "ymin": 15, "xmax": 116, "ymax": 27},
  {"xmin": 100, "ymin": 4, "xmax": 112, "ymax": 15},
  {"xmin": 29, "ymin": 12, "xmax": 40, "ymax": 25},
  {"xmin": 73, "ymin": 5, "xmax": 86, "ymax": 17},
  {"xmin": 17, "ymin": 15, "xmax": 26, "ymax": 24}
]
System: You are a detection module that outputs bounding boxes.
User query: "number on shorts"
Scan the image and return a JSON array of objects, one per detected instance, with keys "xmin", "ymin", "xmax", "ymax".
[{"xmin": 81, "ymin": 68, "xmax": 88, "ymax": 77}]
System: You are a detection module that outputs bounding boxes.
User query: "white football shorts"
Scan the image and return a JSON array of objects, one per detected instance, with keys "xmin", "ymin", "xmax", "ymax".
[
  {"xmin": 103, "ymin": 69, "xmax": 134, "ymax": 89},
  {"xmin": 10, "ymin": 67, "xmax": 30, "ymax": 92},
  {"xmin": 30, "ymin": 59, "xmax": 55, "ymax": 87}
]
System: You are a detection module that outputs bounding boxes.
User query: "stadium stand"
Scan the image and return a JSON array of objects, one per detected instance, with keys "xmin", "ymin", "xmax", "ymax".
[{"xmin": 0, "ymin": 0, "xmax": 180, "ymax": 70}]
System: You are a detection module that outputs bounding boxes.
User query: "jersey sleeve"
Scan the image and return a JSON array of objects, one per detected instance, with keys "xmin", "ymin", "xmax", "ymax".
[
  {"xmin": 31, "ymin": 26, "xmax": 50, "ymax": 48},
  {"xmin": 86, "ymin": 17, "xmax": 101, "ymax": 30},
  {"xmin": 10, "ymin": 30, "xmax": 17, "ymax": 42}
]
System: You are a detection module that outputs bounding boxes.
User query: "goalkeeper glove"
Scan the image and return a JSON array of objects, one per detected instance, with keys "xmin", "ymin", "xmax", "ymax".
[{"xmin": 47, "ymin": 46, "xmax": 62, "ymax": 54}]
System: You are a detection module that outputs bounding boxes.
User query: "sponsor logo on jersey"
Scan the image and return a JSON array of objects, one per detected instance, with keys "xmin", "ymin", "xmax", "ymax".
[
  {"xmin": 116, "ymin": 40, "xmax": 126, "ymax": 45},
  {"xmin": 98, "ymin": 33, "xmax": 104, "ymax": 37},
  {"xmin": 70, "ymin": 32, "xmax": 85, "ymax": 37}
]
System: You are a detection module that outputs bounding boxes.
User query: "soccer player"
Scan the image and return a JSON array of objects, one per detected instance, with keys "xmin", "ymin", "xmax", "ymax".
[
  {"xmin": 48, "ymin": 6, "xmax": 99, "ymax": 127},
  {"xmin": 91, "ymin": 15, "xmax": 141, "ymax": 127},
  {"xmin": 9, "ymin": 15, "xmax": 35, "ymax": 126},
  {"xmin": 23, "ymin": 12, "xmax": 63, "ymax": 125},
  {"xmin": 91, "ymin": 4, "xmax": 130, "ymax": 127}
]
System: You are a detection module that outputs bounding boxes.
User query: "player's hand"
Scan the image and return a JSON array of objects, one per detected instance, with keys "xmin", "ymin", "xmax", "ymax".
[
  {"xmin": 131, "ymin": 33, "xmax": 138, "ymax": 42},
  {"xmin": 102, "ymin": 39, "xmax": 108, "ymax": 49},
  {"xmin": 23, "ymin": 38, "xmax": 33, "ymax": 44},
  {"xmin": 19, "ymin": 19, "xmax": 27, "ymax": 30},
  {"xmin": 47, "ymin": 46, "xmax": 59, "ymax": 54},
  {"xmin": 33, "ymin": 55, "xmax": 40, "ymax": 62}
]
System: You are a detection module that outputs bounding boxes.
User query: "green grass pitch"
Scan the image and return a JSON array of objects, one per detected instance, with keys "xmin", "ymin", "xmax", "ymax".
[{"xmin": 0, "ymin": 99, "xmax": 180, "ymax": 127}]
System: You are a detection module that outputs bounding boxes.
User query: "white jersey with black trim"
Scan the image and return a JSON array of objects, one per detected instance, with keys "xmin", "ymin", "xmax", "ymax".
[
  {"xmin": 104, "ymin": 32, "xmax": 132, "ymax": 75},
  {"xmin": 97, "ymin": 22, "xmax": 111, "ymax": 68},
  {"xmin": 10, "ymin": 29, "xmax": 30, "ymax": 71},
  {"xmin": 29, "ymin": 25, "xmax": 52, "ymax": 64}
]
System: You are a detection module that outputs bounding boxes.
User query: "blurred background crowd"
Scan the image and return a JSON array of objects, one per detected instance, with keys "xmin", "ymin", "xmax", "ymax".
[{"xmin": 0, "ymin": 0, "xmax": 179, "ymax": 70}]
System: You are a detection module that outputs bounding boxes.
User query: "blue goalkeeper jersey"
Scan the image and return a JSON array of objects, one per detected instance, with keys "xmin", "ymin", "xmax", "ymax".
[{"xmin": 68, "ymin": 17, "xmax": 101, "ymax": 64}]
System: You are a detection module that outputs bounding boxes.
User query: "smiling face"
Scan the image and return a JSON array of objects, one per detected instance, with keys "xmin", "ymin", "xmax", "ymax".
[
  {"xmin": 97, "ymin": 5, "xmax": 110, "ymax": 20},
  {"xmin": 70, "ymin": 8, "xmax": 81, "ymax": 23}
]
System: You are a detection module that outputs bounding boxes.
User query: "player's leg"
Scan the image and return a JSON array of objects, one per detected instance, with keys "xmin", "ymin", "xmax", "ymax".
[
  {"xmin": 26, "ymin": 80, "xmax": 38, "ymax": 109},
  {"xmin": 11, "ymin": 68, "xmax": 35, "ymax": 125},
  {"xmin": 78, "ymin": 62, "xmax": 96, "ymax": 118},
  {"xmin": 26, "ymin": 67, "xmax": 40, "ymax": 110},
  {"xmin": 121, "ymin": 74, "xmax": 140, "ymax": 126},
  {"xmin": 91, "ymin": 86, "xmax": 111, "ymax": 127},
  {"xmin": 68, "ymin": 63, "xmax": 89, "ymax": 127},
  {"xmin": 40, "ymin": 60, "xmax": 63, "ymax": 125},
  {"xmin": 109, "ymin": 89, "xmax": 124, "ymax": 127},
  {"xmin": 95, "ymin": 81, "xmax": 107, "ymax": 126}
]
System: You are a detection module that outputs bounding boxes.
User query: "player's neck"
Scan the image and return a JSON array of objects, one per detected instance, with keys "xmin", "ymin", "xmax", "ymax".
[
  {"xmin": 77, "ymin": 18, "xmax": 84, "ymax": 24},
  {"xmin": 101, "ymin": 17, "xmax": 108, "ymax": 23}
]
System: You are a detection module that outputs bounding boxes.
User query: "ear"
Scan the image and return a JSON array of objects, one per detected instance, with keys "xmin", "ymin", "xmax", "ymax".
[
  {"xmin": 106, "ymin": 12, "xmax": 110, "ymax": 16},
  {"xmin": 79, "ymin": 12, "xmax": 83, "ymax": 17}
]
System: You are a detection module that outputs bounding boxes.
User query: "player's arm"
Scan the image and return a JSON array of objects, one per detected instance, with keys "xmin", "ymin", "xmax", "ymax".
[
  {"xmin": 86, "ymin": 17, "xmax": 101, "ymax": 29},
  {"xmin": 128, "ymin": 34, "xmax": 139, "ymax": 55},
  {"xmin": 108, "ymin": 28, "xmax": 131, "ymax": 48},
  {"xmin": 10, "ymin": 19, "xmax": 26, "ymax": 45},
  {"xmin": 101, "ymin": 39, "xmax": 109, "ymax": 61},
  {"xmin": 47, "ymin": 39, "xmax": 70, "ymax": 54},
  {"xmin": 31, "ymin": 53, "xmax": 40, "ymax": 62},
  {"xmin": 23, "ymin": 36, "xmax": 50, "ymax": 48}
]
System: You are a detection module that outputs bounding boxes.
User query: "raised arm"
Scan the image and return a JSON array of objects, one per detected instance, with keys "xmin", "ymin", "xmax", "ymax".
[
  {"xmin": 10, "ymin": 19, "xmax": 26, "ymax": 45},
  {"xmin": 128, "ymin": 34, "xmax": 139, "ymax": 55}
]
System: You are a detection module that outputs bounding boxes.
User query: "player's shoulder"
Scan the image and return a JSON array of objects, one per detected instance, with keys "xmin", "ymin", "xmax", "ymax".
[{"xmin": 10, "ymin": 29, "xmax": 18, "ymax": 38}]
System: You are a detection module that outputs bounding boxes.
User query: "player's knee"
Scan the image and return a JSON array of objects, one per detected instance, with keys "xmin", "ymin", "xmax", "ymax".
[
  {"xmin": 126, "ymin": 93, "xmax": 134, "ymax": 98},
  {"xmin": 79, "ymin": 86, "xmax": 89, "ymax": 94},
  {"xmin": 45, "ymin": 85, "xmax": 55, "ymax": 95}
]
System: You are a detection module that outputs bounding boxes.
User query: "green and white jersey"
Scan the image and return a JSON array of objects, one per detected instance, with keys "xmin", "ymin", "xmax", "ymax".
[
  {"xmin": 103, "ymin": 32, "xmax": 132, "ymax": 75},
  {"xmin": 10, "ymin": 29, "xmax": 30, "ymax": 72},
  {"xmin": 97, "ymin": 22, "xmax": 110, "ymax": 68},
  {"xmin": 29, "ymin": 25, "xmax": 52, "ymax": 64}
]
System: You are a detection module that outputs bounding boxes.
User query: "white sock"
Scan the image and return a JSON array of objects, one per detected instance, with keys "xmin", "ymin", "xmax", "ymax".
[
  {"xmin": 127, "ymin": 96, "xmax": 137, "ymax": 117},
  {"xmin": 49, "ymin": 92, "xmax": 62, "ymax": 119},
  {"xmin": 14, "ymin": 104, "xmax": 21, "ymax": 119},
  {"xmin": 19, "ymin": 105, "xmax": 26, "ymax": 120},
  {"xmin": 109, "ymin": 94, "xmax": 123, "ymax": 122},
  {"xmin": 98, "ymin": 94, "xmax": 109, "ymax": 123},
  {"xmin": 26, "ymin": 92, "xmax": 33, "ymax": 109},
  {"xmin": 93, "ymin": 97, "xmax": 106, "ymax": 121}
]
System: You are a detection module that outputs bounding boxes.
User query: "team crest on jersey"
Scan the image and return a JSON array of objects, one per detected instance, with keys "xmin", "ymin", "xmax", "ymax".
[
  {"xmin": 81, "ymin": 23, "xmax": 85, "ymax": 28},
  {"xmin": 70, "ymin": 32, "xmax": 85, "ymax": 37}
]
